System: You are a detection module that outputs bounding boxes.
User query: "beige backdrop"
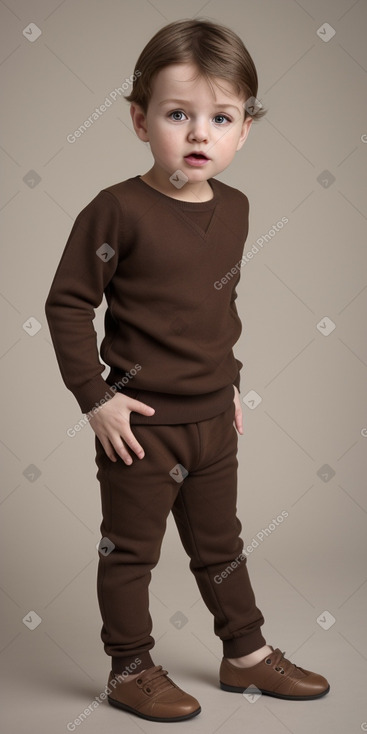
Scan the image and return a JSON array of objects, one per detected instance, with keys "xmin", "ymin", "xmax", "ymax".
[{"xmin": 1, "ymin": 1, "xmax": 366, "ymax": 733}]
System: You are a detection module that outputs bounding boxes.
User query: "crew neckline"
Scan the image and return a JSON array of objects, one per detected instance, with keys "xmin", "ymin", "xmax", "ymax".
[{"xmin": 136, "ymin": 175, "xmax": 219, "ymax": 208}]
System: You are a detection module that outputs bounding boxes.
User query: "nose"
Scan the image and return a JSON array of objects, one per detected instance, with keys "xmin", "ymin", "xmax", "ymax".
[{"xmin": 187, "ymin": 117, "xmax": 209, "ymax": 143}]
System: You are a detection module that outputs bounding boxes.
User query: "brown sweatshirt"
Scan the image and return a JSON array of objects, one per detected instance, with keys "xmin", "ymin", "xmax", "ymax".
[{"xmin": 45, "ymin": 175, "xmax": 249, "ymax": 424}]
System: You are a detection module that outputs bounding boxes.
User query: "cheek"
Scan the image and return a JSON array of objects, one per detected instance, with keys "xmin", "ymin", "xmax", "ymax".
[
  {"xmin": 159, "ymin": 128, "xmax": 182, "ymax": 154},
  {"xmin": 217, "ymin": 130, "xmax": 241, "ymax": 155},
  {"xmin": 153, "ymin": 122, "xmax": 179, "ymax": 145}
]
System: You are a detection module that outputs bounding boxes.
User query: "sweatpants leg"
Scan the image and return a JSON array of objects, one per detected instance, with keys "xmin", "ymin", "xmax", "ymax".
[
  {"xmin": 95, "ymin": 401, "xmax": 265, "ymax": 674},
  {"xmin": 95, "ymin": 427, "xmax": 179, "ymax": 674},
  {"xmin": 171, "ymin": 401, "xmax": 266, "ymax": 658}
]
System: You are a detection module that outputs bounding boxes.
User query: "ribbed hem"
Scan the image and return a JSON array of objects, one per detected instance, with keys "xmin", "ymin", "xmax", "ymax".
[
  {"xmin": 222, "ymin": 630, "xmax": 267, "ymax": 658},
  {"xmin": 105, "ymin": 381, "xmax": 235, "ymax": 425},
  {"xmin": 111, "ymin": 650, "xmax": 155, "ymax": 675}
]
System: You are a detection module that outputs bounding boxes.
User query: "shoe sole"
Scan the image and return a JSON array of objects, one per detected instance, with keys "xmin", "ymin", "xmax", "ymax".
[
  {"xmin": 108, "ymin": 695, "xmax": 201, "ymax": 722},
  {"xmin": 219, "ymin": 682, "xmax": 330, "ymax": 700}
]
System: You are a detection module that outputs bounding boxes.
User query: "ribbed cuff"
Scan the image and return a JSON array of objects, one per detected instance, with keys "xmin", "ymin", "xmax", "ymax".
[{"xmin": 111, "ymin": 650, "xmax": 155, "ymax": 675}]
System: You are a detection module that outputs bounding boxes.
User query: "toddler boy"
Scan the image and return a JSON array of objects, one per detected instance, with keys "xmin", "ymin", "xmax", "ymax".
[{"xmin": 45, "ymin": 18, "xmax": 329, "ymax": 723}]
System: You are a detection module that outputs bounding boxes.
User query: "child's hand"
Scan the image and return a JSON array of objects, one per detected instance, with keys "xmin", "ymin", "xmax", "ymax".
[
  {"xmin": 87, "ymin": 393, "xmax": 155, "ymax": 464},
  {"xmin": 233, "ymin": 385, "xmax": 243, "ymax": 435}
]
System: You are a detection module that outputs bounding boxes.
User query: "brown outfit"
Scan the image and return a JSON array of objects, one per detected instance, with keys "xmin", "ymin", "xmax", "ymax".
[
  {"xmin": 45, "ymin": 175, "xmax": 246, "ymax": 422},
  {"xmin": 45, "ymin": 175, "xmax": 266, "ymax": 674},
  {"xmin": 96, "ymin": 402, "xmax": 265, "ymax": 674}
]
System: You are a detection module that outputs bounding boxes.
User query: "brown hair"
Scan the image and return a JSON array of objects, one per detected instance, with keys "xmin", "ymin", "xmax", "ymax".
[{"xmin": 124, "ymin": 18, "xmax": 266, "ymax": 121}]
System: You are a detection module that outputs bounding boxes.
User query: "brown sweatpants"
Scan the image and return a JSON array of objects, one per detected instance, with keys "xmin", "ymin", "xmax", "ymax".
[{"xmin": 95, "ymin": 401, "xmax": 266, "ymax": 674}]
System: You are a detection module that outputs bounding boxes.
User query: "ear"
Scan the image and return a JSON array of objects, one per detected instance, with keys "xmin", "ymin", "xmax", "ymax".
[
  {"xmin": 236, "ymin": 116, "xmax": 253, "ymax": 151},
  {"xmin": 130, "ymin": 104, "xmax": 150, "ymax": 142}
]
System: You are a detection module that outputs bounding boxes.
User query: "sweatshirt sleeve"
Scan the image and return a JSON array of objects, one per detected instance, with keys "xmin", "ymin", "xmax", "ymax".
[
  {"xmin": 230, "ymin": 284, "xmax": 243, "ymax": 394},
  {"xmin": 232, "ymin": 190, "xmax": 249, "ymax": 394},
  {"xmin": 45, "ymin": 190, "xmax": 124, "ymax": 414}
]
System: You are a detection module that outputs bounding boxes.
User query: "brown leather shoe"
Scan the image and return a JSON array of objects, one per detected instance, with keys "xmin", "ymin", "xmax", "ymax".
[
  {"xmin": 220, "ymin": 647, "xmax": 330, "ymax": 700},
  {"xmin": 107, "ymin": 665, "xmax": 201, "ymax": 722}
]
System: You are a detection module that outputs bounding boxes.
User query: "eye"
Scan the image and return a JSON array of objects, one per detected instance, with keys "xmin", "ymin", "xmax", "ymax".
[
  {"xmin": 213, "ymin": 114, "xmax": 231, "ymax": 124},
  {"xmin": 169, "ymin": 110, "xmax": 187, "ymax": 121}
]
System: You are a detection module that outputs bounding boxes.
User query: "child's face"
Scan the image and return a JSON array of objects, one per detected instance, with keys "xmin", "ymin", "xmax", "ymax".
[{"xmin": 130, "ymin": 62, "xmax": 252, "ymax": 186}]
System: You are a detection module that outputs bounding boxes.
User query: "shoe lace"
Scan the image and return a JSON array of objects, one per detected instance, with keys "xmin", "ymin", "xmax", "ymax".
[
  {"xmin": 136, "ymin": 665, "xmax": 173, "ymax": 695},
  {"xmin": 268, "ymin": 649, "xmax": 298, "ymax": 675}
]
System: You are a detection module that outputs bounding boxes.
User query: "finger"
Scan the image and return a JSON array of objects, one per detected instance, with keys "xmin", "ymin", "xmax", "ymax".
[
  {"xmin": 117, "ymin": 429, "xmax": 146, "ymax": 460},
  {"xmin": 234, "ymin": 409, "xmax": 243, "ymax": 435},
  {"xmin": 107, "ymin": 434, "xmax": 133, "ymax": 464},
  {"xmin": 111, "ymin": 431, "xmax": 145, "ymax": 463},
  {"xmin": 100, "ymin": 436, "xmax": 118, "ymax": 462},
  {"xmin": 128, "ymin": 399, "xmax": 155, "ymax": 416}
]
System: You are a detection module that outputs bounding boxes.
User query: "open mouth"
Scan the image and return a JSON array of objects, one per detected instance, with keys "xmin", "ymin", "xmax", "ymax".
[
  {"xmin": 184, "ymin": 153, "xmax": 210, "ymax": 165},
  {"xmin": 186, "ymin": 153, "xmax": 208, "ymax": 160}
]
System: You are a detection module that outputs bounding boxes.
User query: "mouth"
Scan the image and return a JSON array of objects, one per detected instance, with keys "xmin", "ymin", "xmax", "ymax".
[{"xmin": 184, "ymin": 152, "xmax": 210, "ymax": 166}]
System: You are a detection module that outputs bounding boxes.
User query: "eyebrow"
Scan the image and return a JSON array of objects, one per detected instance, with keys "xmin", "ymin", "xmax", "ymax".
[{"xmin": 158, "ymin": 99, "xmax": 241, "ymax": 112}]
